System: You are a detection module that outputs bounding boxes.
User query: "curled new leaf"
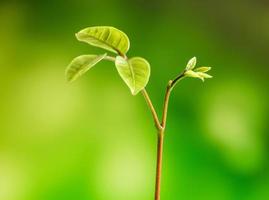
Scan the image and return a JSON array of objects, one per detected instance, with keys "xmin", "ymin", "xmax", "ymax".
[
  {"xmin": 185, "ymin": 57, "xmax": 196, "ymax": 70},
  {"xmin": 194, "ymin": 67, "xmax": 211, "ymax": 73},
  {"xmin": 65, "ymin": 53, "xmax": 107, "ymax": 83},
  {"xmin": 197, "ymin": 72, "xmax": 213, "ymax": 79},
  {"xmin": 76, "ymin": 26, "xmax": 130, "ymax": 55},
  {"xmin": 115, "ymin": 56, "xmax": 150, "ymax": 95}
]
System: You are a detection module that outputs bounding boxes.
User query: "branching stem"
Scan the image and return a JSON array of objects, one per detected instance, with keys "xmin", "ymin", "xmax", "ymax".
[
  {"xmin": 104, "ymin": 54, "xmax": 186, "ymax": 200},
  {"xmin": 142, "ymin": 71, "xmax": 186, "ymax": 200}
]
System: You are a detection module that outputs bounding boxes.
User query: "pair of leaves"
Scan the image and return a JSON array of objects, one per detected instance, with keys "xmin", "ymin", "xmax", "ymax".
[
  {"xmin": 66, "ymin": 54, "xmax": 150, "ymax": 95},
  {"xmin": 66, "ymin": 26, "xmax": 150, "ymax": 95}
]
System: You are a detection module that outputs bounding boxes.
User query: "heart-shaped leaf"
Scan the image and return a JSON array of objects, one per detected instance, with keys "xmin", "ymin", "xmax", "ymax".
[
  {"xmin": 65, "ymin": 53, "xmax": 107, "ymax": 83},
  {"xmin": 76, "ymin": 26, "xmax": 130, "ymax": 55},
  {"xmin": 115, "ymin": 56, "xmax": 150, "ymax": 95}
]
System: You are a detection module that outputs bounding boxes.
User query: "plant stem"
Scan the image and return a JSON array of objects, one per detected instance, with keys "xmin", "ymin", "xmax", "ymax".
[
  {"xmin": 141, "ymin": 89, "xmax": 162, "ymax": 130},
  {"xmin": 161, "ymin": 82, "xmax": 172, "ymax": 128},
  {"xmin": 155, "ymin": 130, "xmax": 164, "ymax": 200},
  {"xmin": 154, "ymin": 82, "xmax": 172, "ymax": 200},
  {"xmin": 142, "ymin": 72, "xmax": 186, "ymax": 200},
  {"xmin": 105, "ymin": 54, "xmax": 186, "ymax": 200}
]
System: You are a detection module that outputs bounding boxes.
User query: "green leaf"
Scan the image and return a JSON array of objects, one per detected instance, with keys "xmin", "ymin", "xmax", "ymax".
[
  {"xmin": 76, "ymin": 26, "xmax": 130, "ymax": 55},
  {"xmin": 185, "ymin": 57, "xmax": 196, "ymax": 70},
  {"xmin": 115, "ymin": 56, "xmax": 150, "ymax": 95},
  {"xmin": 65, "ymin": 53, "xmax": 107, "ymax": 83}
]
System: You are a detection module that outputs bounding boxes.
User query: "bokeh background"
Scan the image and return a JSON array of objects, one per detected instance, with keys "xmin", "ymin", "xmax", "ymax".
[{"xmin": 0, "ymin": 0, "xmax": 269, "ymax": 199}]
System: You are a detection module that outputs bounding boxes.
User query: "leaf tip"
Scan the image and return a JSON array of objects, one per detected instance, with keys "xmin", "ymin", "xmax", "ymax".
[
  {"xmin": 65, "ymin": 72, "xmax": 74, "ymax": 84},
  {"xmin": 66, "ymin": 77, "xmax": 74, "ymax": 84}
]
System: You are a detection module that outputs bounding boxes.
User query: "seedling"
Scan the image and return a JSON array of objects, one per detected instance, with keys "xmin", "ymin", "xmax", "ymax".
[{"xmin": 65, "ymin": 26, "xmax": 212, "ymax": 200}]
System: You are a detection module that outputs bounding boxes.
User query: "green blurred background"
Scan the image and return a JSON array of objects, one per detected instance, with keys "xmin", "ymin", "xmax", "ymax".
[{"xmin": 0, "ymin": 0, "xmax": 269, "ymax": 199}]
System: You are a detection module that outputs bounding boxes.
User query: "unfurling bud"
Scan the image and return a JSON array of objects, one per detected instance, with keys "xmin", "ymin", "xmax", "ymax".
[{"xmin": 183, "ymin": 58, "xmax": 212, "ymax": 82}]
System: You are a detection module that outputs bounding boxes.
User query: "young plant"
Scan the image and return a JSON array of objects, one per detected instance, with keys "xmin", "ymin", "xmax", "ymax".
[{"xmin": 65, "ymin": 26, "xmax": 212, "ymax": 200}]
